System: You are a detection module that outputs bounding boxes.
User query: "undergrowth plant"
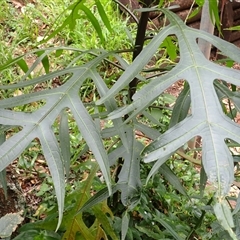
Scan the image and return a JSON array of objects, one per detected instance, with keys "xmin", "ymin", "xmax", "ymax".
[{"xmin": 1, "ymin": 0, "xmax": 240, "ymax": 239}]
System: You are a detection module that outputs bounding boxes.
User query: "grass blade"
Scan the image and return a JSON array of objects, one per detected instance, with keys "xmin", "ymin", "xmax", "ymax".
[{"xmin": 95, "ymin": 0, "xmax": 112, "ymax": 33}]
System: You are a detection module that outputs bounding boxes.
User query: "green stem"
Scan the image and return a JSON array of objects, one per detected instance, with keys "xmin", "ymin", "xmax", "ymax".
[{"xmin": 176, "ymin": 149, "xmax": 201, "ymax": 166}]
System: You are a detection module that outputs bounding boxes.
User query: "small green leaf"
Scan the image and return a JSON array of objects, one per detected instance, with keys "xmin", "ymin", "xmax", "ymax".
[
  {"xmin": 145, "ymin": 108, "xmax": 164, "ymax": 124},
  {"xmin": 55, "ymin": 49, "xmax": 63, "ymax": 57},
  {"xmin": 95, "ymin": 0, "xmax": 112, "ymax": 33},
  {"xmin": 16, "ymin": 59, "xmax": 29, "ymax": 74},
  {"xmin": 11, "ymin": 230, "xmax": 40, "ymax": 239},
  {"xmin": 160, "ymin": 36, "xmax": 177, "ymax": 61},
  {"xmin": 188, "ymin": 7, "xmax": 201, "ymax": 19},
  {"xmin": 81, "ymin": 4, "xmax": 104, "ymax": 43},
  {"xmin": 224, "ymin": 25, "xmax": 240, "ymax": 31},
  {"xmin": 36, "ymin": 51, "xmax": 50, "ymax": 73},
  {"xmin": 209, "ymin": 0, "xmax": 221, "ymax": 33},
  {"xmin": 158, "ymin": 0, "xmax": 165, "ymax": 8}
]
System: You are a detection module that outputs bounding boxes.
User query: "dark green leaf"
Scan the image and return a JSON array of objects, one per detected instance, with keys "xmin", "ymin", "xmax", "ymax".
[
  {"xmin": 81, "ymin": 4, "xmax": 104, "ymax": 43},
  {"xmin": 95, "ymin": 0, "xmax": 112, "ymax": 33},
  {"xmin": 159, "ymin": 163, "xmax": 188, "ymax": 196},
  {"xmin": 169, "ymin": 82, "xmax": 190, "ymax": 128},
  {"xmin": 209, "ymin": 0, "xmax": 221, "ymax": 33},
  {"xmin": 0, "ymin": 53, "xmax": 113, "ymax": 230},
  {"xmin": 36, "ymin": 51, "xmax": 50, "ymax": 73},
  {"xmin": 16, "ymin": 59, "xmax": 29, "ymax": 74},
  {"xmin": 199, "ymin": 166, "xmax": 207, "ymax": 197},
  {"xmin": 213, "ymin": 201, "xmax": 237, "ymax": 239}
]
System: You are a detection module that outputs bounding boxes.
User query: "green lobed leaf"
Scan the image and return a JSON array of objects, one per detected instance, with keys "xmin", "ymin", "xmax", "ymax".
[
  {"xmin": 117, "ymin": 127, "xmax": 143, "ymax": 206},
  {"xmin": 213, "ymin": 200, "xmax": 237, "ymax": 239},
  {"xmin": 0, "ymin": 53, "xmax": 113, "ymax": 230},
  {"xmin": 90, "ymin": 70, "xmax": 131, "ymax": 152},
  {"xmin": 0, "ymin": 130, "xmax": 7, "ymax": 198},
  {"xmin": 160, "ymin": 36, "xmax": 177, "ymax": 61},
  {"xmin": 40, "ymin": 0, "xmax": 111, "ymax": 44},
  {"xmin": 38, "ymin": 127, "xmax": 65, "ymax": 231},
  {"xmin": 133, "ymin": 121, "xmax": 161, "ymax": 140},
  {"xmin": 19, "ymin": 212, "xmax": 59, "ymax": 232},
  {"xmin": 59, "ymin": 109, "xmax": 71, "ymax": 179},
  {"xmin": 98, "ymin": 9, "xmax": 240, "ymax": 197}
]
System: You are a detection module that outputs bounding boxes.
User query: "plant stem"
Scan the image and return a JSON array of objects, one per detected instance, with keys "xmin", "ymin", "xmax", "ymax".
[
  {"xmin": 176, "ymin": 149, "xmax": 201, "ymax": 166},
  {"xmin": 128, "ymin": 0, "xmax": 153, "ymax": 101}
]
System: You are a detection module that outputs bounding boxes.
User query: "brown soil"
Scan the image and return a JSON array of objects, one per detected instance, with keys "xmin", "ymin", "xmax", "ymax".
[{"xmin": 0, "ymin": 188, "xmax": 20, "ymax": 218}]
